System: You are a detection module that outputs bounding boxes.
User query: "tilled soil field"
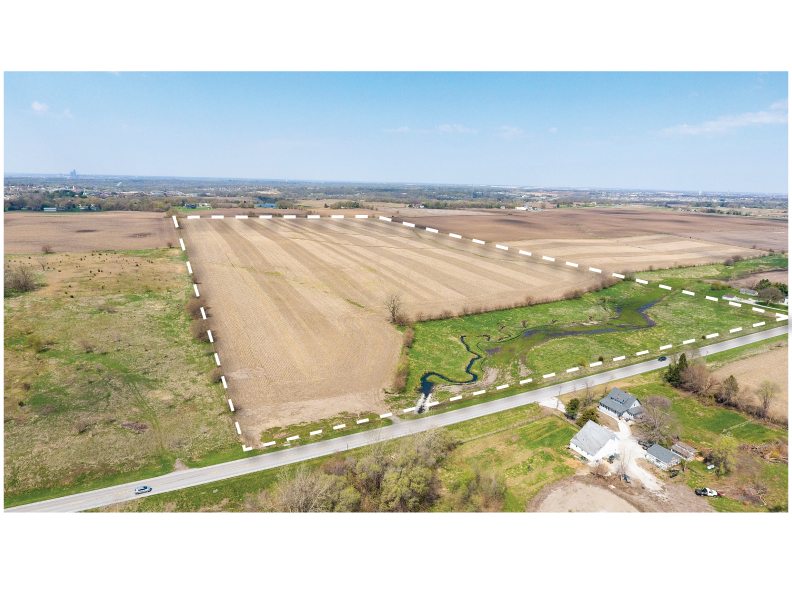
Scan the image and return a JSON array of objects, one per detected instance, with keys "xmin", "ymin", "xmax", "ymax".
[
  {"xmin": 393, "ymin": 207, "xmax": 786, "ymax": 252},
  {"xmin": 685, "ymin": 229, "xmax": 789, "ymax": 251},
  {"xmin": 502, "ymin": 234, "xmax": 756, "ymax": 272},
  {"xmin": 713, "ymin": 347, "xmax": 788, "ymax": 420},
  {"xmin": 183, "ymin": 218, "xmax": 601, "ymax": 437},
  {"xmin": 4, "ymin": 211, "xmax": 179, "ymax": 254}
]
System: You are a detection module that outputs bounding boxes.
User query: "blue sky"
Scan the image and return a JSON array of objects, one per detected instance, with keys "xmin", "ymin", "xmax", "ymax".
[{"xmin": 4, "ymin": 72, "xmax": 788, "ymax": 193}]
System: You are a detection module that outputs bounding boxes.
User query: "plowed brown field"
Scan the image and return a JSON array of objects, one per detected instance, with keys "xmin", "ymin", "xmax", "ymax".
[
  {"xmin": 394, "ymin": 207, "xmax": 786, "ymax": 252},
  {"xmin": 4, "ymin": 211, "xmax": 178, "ymax": 254},
  {"xmin": 183, "ymin": 218, "xmax": 601, "ymax": 436}
]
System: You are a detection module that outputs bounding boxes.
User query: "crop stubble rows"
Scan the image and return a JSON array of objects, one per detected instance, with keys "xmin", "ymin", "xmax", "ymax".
[{"xmin": 183, "ymin": 218, "xmax": 596, "ymax": 437}]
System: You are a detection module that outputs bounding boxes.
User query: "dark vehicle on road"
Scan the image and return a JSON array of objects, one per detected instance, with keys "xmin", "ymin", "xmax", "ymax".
[
  {"xmin": 134, "ymin": 486, "xmax": 152, "ymax": 495},
  {"xmin": 695, "ymin": 488, "xmax": 721, "ymax": 497},
  {"xmin": 658, "ymin": 356, "xmax": 667, "ymax": 362},
  {"xmin": 624, "ymin": 475, "xmax": 630, "ymax": 483}
]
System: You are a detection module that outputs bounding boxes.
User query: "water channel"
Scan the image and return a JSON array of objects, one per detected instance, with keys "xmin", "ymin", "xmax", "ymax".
[{"xmin": 419, "ymin": 298, "xmax": 662, "ymax": 395}]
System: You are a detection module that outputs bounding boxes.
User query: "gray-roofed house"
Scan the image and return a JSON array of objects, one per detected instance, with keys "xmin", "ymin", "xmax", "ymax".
[
  {"xmin": 740, "ymin": 288, "xmax": 759, "ymax": 296},
  {"xmin": 671, "ymin": 441, "xmax": 697, "ymax": 460},
  {"xmin": 599, "ymin": 387, "xmax": 644, "ymax": 421},
  {"xmin": 645, "ymin": 444, "xmax": 681, "ymax": 470},
  {"xmin": 569, "ymin": 420, "xmax": 619, "ymax": 462}
]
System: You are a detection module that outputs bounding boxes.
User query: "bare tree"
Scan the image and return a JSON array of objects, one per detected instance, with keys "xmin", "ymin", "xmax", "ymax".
[
  {"xmin": 639, "ymin": 395, "xmax": 679, "ymax": 444},
  {"xmin": 36, "ymin": 258, "xmax": 47, "ymax": 271},
  {"xmin": 616, "ymin": 449, "xmax": 632, "ymax": 480},
  {"xmin": 384, "ymin": 293, "xmax": 403, "ymax": 324},
  {"xmin": 41, "ymin": 244, "xmax": 54, "ymax": 254},
  {"xmin": 580, "ymin": 378, "xmax": 596, "ymax": 408},
  {"xmin": 263, "ymin": 465, "xmax": 336, "ymax": 512},
  {"xmin": 5, "ymin": 264, "xmax": 37, "ymax": 292},
  {"xmin": 681, "ymin": 362, "xmax": 719, "ymax": 396},
  {"xmin": 755, "ymin": 381, "xmax": 780, "ymax": 418}
]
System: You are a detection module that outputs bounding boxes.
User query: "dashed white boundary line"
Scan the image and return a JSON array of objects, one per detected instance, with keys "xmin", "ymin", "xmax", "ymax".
[{"xmin": 180, "ymin": 213, "xmax": 784, "ymax": 449}]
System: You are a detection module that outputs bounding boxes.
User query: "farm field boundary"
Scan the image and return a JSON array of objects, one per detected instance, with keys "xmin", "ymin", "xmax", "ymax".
[{"xmin": 176, "ymin": 215, "xmax": 786, "ymax": 453}]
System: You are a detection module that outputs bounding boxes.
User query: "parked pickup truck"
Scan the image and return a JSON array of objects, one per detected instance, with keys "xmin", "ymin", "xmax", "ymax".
[{"xmin": 695, "ymin": 488, "xmax": 722, "ymax": 497}]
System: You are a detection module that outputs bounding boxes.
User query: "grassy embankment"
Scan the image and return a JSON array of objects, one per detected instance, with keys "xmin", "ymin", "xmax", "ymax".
[
  {"xmin": 396, "ymin": 255, "xmax": 787, "ymax": 409},
  {"xmin": 4, "ymin": 248, "xmax": 239, "ymax": 508}
]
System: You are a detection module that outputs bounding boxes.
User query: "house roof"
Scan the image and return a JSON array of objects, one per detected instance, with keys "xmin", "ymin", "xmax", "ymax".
[
  {"xmin": 671, "ymin": 441, "xmax": 697, "ymax": 455},
  {"xmin": 570, "ymin": 420, "xmax": 616, "ymax": 457},
  {"xmin": 599, "ymin": 387, "xmax": 640, "ymax": 415},
  {"xmin": 647, "ymin": 444, "xmax": 679, "ymax": 465}
]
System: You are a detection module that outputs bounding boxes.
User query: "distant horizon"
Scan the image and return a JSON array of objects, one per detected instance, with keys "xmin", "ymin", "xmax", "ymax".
[
  {"xmin": 5, "ymin": 72, "xmax": 788, "ymax": 193},
  {"xmin": 4, "ymin": 172, "xmax": 788, "ymax": 197}
]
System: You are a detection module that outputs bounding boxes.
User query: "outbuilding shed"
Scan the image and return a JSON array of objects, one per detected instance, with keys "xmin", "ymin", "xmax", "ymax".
[
  {"xmin": 671, "ymin": 441, "xmax": 697, "ymax": 460},
  {"xmin": 646, "ymin": 444, "xmax": 681, "ymax": 471}
]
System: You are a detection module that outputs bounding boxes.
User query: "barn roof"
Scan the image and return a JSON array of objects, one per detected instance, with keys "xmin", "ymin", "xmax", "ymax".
[{"xmin": 571, "ymin": 420, "xmax": 616, "ymax": 457}]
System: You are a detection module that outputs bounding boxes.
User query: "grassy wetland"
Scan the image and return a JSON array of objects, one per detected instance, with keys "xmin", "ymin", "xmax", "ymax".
[{"xmin": 4, "ymin": 247, "xmax": 238, "ymax": 507}]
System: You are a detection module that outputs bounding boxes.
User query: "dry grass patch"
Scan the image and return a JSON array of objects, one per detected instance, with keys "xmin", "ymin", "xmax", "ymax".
[{"xmin": 4, "ymin": 248, "xmax": 237, "ymax": 506}]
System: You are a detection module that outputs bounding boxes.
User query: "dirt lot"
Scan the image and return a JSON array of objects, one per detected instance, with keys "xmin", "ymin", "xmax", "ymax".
[
  {"xmin": 394, "ymin": 207, "xmax": 786, "ymax": 252},
  {"xmin": 182, "ymin": 218, "xmax": 601, "ymax": 438},
  {"xmin": 729, "ymin": 270, "xmax": 789, "ymax": 289},
  {"xmin": 713, "ymin": 346, "xmax": 788, "ymax": 420},
  {"xmin": 532, "ymin": 479, "xmax": 639, "ymax": 512},
  {"xmin": 4, "ymin": 211, "xmax": 178, "ymax": 255},
  {"xmin": 529, "ymin": 474, "xmax": 716, "ymax": 512}
]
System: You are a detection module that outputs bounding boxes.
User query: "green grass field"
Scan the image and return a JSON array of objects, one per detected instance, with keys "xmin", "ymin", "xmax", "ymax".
[
  {"xmin": 403, "ymin": 255, "xmax": 787, "ymax": 404},
  {"xmin": 4, "ymin": 248, "xmax": 239, "ymax": 508}
]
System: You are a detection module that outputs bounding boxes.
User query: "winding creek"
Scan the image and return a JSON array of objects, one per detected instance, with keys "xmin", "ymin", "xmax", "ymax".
[{"xmin": 419, "ymin": 297, "xmax": 663, "ymax": 395}]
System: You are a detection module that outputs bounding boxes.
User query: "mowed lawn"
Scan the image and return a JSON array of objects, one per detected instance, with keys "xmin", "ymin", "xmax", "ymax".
[
  {"xmin": 405, "ymin": 255, "xmax": 787, "ymax": 399},
  {"xmin": 4, "ymin": 248, "xmax": 238, "ymax": 508}
]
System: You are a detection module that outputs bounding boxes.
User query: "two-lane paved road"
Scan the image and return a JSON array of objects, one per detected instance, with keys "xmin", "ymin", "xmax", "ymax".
[{"xmin": 7, "ymin": 325, "xmax": 787, "ymax": 512}]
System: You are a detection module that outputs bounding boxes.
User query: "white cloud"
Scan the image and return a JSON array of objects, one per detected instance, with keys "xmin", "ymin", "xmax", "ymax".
[
  {"xmin": 549, "ymin": 127, "xmax": 558, "ymax": 133},
  {"xmin": 437, "ymin": 123, "xmax": 477, "ymax": 134},
  {"xmin": 661, "ymin": 100, "xmax": 788, "ymax": 135},
  {"xmin": 496, "ymin": 125, "xmax": 525, "ymax": 140},
  {"xmin": 31, "ymin": 101, "xmax": 48, "ymax": 113}
]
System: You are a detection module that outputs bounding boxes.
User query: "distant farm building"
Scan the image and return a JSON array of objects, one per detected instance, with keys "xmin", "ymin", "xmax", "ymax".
[
  {"xmin": 599, "ymin": 387, "xmax": 644, "ymax": 420},
  {"xmin": 43, "ymin": 207, "xmax": 57, "ymax": 212},
  {"xmin": 740, "ymin": 288, "xmax": 759, "ymax": 296}
]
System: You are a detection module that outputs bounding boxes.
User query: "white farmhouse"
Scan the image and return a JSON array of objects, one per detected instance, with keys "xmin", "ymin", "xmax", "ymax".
[
  {"xmin": 599, "ymin": 387, "xmax": 643, "ymax": 420},
  {"xmin": 569, "ymin": 420, "xmax": 619, "ymax": 462}
]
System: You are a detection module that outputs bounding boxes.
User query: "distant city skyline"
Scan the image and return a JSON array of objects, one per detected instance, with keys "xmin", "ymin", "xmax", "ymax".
[{"xmin": 4, "ymin": 72, "xmax": 788, "ymax": 193}]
